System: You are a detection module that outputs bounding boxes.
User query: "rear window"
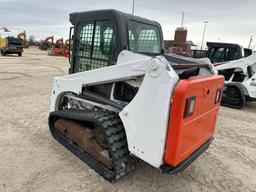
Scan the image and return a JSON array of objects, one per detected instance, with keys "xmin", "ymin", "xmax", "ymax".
[
  {"xmin": 127, "ymin": 20, "xmax": 161, "ymax": 54},
  {"xmin": 7, "ymin": 37, "xmax": 22, "ymax": 45}
]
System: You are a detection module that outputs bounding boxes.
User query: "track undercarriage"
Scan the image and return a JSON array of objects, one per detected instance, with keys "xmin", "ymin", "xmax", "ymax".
[
  {"xmin": 221, "ymin": 84, "xmax": 246, "ymax": 109},
  {"xmin": 48, "ymin": 95, "xmax": 134, "ymax": 182}
]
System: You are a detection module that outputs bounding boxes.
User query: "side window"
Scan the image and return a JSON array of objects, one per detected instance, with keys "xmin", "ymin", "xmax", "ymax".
[
  {"xmin": 210, "ymin": 47, "xmax": 225, "ymax": 63},
  {"xmin": 102, "ymin": 27, "xmax": 114, "ymax": 54},
  {"xmin": 137, "ymin": 29, "xmax": 159, "ymax": 53},
  {"xmin": 128, "ymin": 30, "xmax": 135, "ymax": 51},
  {"xmin": 74, "ymin": 20, "xmax": 116, "ymax": 72},
  {"xmin": 128, "ymin": 21, "xmax": 161, "ymax": 54},
  {"xmin": 225, "ymin": 48, "xmax": 239, "ymax": 61},
  {"xmin": 215, "ymin": 47, "xmax": 224, "ymax": 61}
]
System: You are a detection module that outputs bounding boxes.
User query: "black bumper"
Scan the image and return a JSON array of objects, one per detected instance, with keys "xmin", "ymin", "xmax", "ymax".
[
  {"xmin": 2, "ymin": 48, "xmax": 23, "ymax": 53},
  {"xmin": 160, "ymin": 137, "xmax": 213, "ymax": 174}
]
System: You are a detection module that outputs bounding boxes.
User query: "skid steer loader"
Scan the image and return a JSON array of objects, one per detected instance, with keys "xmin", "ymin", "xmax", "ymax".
[
  {"xmin": 215, "ymin": 53, "xmax": 256, "ymax": 108},
  {"xmin": 48, "ymin": 9, "xmax": 224, "ymax": 182}
]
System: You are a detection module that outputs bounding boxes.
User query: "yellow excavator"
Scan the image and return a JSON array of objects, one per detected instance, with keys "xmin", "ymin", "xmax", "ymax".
[
  {"xmin": 17, "ymin": 31, "xmax": 29, "ymax": 48},
  {"xmin": 0, "ymin": 27, "xmax": 10, "ymax": 48}
]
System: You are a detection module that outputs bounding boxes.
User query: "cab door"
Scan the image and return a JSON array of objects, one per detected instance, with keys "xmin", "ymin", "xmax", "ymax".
[{"xmin": 72, "ymin": 20, "xmax": 117, "ymax": 73}]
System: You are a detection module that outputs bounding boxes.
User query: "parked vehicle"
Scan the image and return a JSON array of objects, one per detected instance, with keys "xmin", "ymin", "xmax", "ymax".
[
  {"xmin": 215, "ymin": 53, "xmax": 256, "ymax": 108},
  {"xmin": 205, "ymin": 42, "xmax": 252, "ymax": 63},
  {"xmin": 48, "ymin": 9, "xmax": 224, "ymax": 182},
  {"xmin": 0, "ymin": 36, "xmax": 23, "ymax": 56}
]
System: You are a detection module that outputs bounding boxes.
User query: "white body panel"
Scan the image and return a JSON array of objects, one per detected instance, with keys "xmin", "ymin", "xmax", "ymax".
[
  {"xmin": 50, "ymin": 51, "xmax": 179, "ymax": 168},
  {"xmin": 119, "ymin": 57, "xmax": 179, "ymax": 167},
  {"xmin": 50, "ymin": 51, "xmax": 150, "ymax": 112},
  {"xmin": 215, "ymin": 53, "xmax": 256, "ymax": 98}
]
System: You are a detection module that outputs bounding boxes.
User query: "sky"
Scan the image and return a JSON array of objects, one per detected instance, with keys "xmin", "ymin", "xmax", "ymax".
[{"xmin": 0, "ymin": 0, "xmax": 256, "ymax": 49}]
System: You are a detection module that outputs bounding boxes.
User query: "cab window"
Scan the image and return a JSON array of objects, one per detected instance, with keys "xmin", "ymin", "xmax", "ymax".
[
  {"xmin": 128, "ymin": 20, "xmax": 161, "ymax": 54},
  {"xmin": 208, "ymin": 47, "xmax": 240, "ymax": 63}
]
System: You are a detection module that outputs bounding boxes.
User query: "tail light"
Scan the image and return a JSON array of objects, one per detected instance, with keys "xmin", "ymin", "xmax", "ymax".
[
  {"xmin": 184, "ymin": 96, "xmax": 196, "ymax": 118},
  {"xmin": 215, "ymin": 89, "xmax": 222, "ymax": 104}
]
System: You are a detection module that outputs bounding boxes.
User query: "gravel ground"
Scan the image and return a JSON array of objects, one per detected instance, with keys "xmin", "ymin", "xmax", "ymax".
[{"xmin": 0, "ymin": 48, "xmax": 256, "ymax": 192}]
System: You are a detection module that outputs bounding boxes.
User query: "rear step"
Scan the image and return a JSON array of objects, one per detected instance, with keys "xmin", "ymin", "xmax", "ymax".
[{"xmin": 48, "ymin": 109, "xmax": 134, "ymax": 182}]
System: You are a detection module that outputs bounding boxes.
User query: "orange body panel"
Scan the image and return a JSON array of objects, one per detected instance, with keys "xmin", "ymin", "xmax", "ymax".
[{"xmin": 164, "ymin": 75, "xmax": 224, "ymax": 167}]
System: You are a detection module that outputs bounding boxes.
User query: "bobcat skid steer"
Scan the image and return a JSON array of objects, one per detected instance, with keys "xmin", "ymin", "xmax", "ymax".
[
  {"xmin": 48, "ymin": 9, "xmax": 224, "ymax": 182},
  {"xmin": 215, "ymin": 53, "xmax": 256, "ymax": 108}
]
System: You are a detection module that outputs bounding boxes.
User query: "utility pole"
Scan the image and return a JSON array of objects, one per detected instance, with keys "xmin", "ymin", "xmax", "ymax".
[
  {"xmin": 200, "ymin": 21, "xmax": 208, "ymax": 50},
  {"xmin": 132, "ymin": 0, "xmax": 135, "ymax": 15},
  {"xmin": 181, "ymin": 12, "xmax": 184, "ymax": 27},
  {"xmin": 248, "ymin": 36, "xmax": 253, "ymax": 49}
]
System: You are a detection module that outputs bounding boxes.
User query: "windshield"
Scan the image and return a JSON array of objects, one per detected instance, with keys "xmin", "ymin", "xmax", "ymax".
[{"xmin": 127, "ymin": 20, "xmax": 161, "ymax": 54}]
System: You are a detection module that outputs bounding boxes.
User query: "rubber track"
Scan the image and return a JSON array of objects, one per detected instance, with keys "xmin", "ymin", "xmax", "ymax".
[
  {"xmin": 48, "ymin": 108, "xmax": 134, "ymax": 182},
  {"xmin": 221, "ymin": 85, "xmax": 246, "ymax": 109}
]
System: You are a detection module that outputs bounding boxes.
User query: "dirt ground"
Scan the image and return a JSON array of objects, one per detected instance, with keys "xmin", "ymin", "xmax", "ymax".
[{"xmin": 0, "ymin": 48, "xmax": 256, "ymax": 192}]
